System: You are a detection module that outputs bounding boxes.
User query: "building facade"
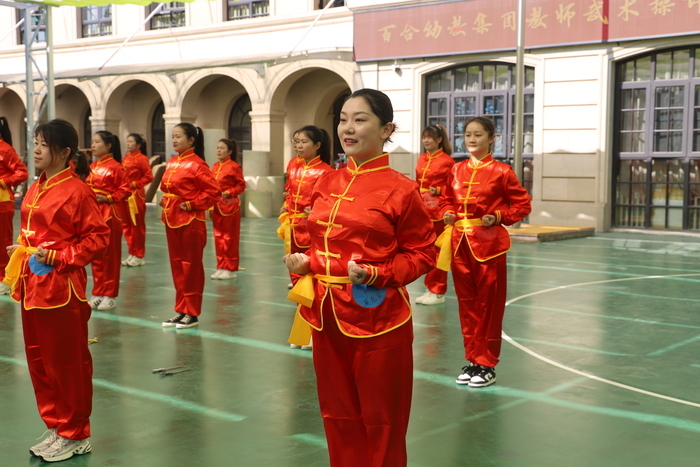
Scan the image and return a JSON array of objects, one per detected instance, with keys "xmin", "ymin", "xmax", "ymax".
[{"xmin": 0, "ymin": 0, "xmax": 699, "ymax": 231}]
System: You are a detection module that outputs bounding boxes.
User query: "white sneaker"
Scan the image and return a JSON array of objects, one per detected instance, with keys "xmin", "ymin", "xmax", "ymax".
[
  {"xmin": 30, "ymin": 428, "xmax": 58, "ymax": 457},
  {"xmin": 218, "ymin": 270, "xmax": 237, "ymax": 280},
  {"xmin": 289, "ymin": 343, "xmax": 302, "ymax": 349},
  {"xmin": 121, "ymin": 255, "xmax": 133, "ymax": 266},
  {"xmin": 40, "ymin": 435, "xmax": 91, "ymax": 462},
  {"xmin": 0, "ymin": 282, "xmax": 10, "ymax": 295},
  {"xmin": 301, "ymin": 336, "xmax": 313, "ymax": 350},
  {"xmin": 126, "ymin": 256, "xmax": 145, "ymax": 267},
  {"xmin": 97, "ymin": 297, "xmax": 117, "ymax": 311},
  {"xmin": 211, "ymin": 269, "xmax": 223, "ymax": 279},
  {"xmin": 88, "ymin": 296, "xmax": 104, "ymax": 309},
  {"xmin": 287, "ymin": 282, "xmax": 294, "ymax": 289},
  {"xmin": 414, "ymin": 291, "xmax": 430, "ymax": 304},
  {"xmin": 421, "ymin": 292, "xmax": 445, "ymax": 305}
]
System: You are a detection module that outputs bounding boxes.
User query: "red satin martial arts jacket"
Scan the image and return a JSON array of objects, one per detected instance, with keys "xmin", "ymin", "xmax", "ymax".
[
  {"xmin": 122, "ymin": 151, "xmax": 153, "ymax": 200},
  {"xmin": 415, "ymin": 149, "xmax": 455, "ymax": 221},
  {"xmin": 299, "ymin": 153, "xmax": 436, "ymax": 337},
  {"xmin": 160, "ymin": 149, "xmax": 221, "ymax": 228},
  {"xmin": 0, "ymin": 139, "xmax": 28, "ymax": 212},
  {"xmin": 13, "ymin": 168, "xmax": 109, "ymax": 308},
  {"xmin": 86, "ymin": 155, "xmax": 131, "ymax": 221},
  {"xmin": 284, "ymin": 156, "xmax": 333, "ymax": 248},
  {"xmin": 212, "ymin": 157, "xmax": 245, "ymax": 216},
  {"xmin": 440, "ymin": 154, "xmax": 531, "ymax": 261}
]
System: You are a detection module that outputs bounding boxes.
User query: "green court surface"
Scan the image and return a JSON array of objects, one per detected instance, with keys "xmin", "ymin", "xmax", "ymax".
[{"xmin": 1, "ymin": 209, "xmax": 699, "ymax": 466}]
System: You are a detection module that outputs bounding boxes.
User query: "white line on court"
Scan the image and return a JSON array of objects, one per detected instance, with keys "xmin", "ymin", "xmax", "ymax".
[{"xmin": 503, "ymin": 273, "xmax": 700, "ymax": 409}]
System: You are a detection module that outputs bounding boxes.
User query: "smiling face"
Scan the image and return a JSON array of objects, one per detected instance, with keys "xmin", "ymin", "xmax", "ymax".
[
  {"xmin": 464, "ymin": 120, "xmax": 495, "ymax": 160},
  {"xmin": 216, "ymin": 141, "xmax": 232, "ymax": 161},
  {"xmin": 293, "ymin": 132, "xmax": 321, "ymax": 160},
  {"xmin": 172, "ymin": 126, "xmax": 195, "ymax": 154},
  {"xmin": 337, "ymin": 97, "xmax": 393, "ymax": 164},
  {"xmin": 91, "ymin": 133, "xmax": 110, "ymax": 158},
  {"xmin": 422, "ymin": 132, "xmax": 441, "ymax": 154}
]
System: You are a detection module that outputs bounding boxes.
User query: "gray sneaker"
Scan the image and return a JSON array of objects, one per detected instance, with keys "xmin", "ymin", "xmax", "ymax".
[
  {"xmin": 40, "ymin": 435, "xmax": 91, "ymax": 462},
  {"xmin": 29, "ymin": 428, "xmax": 58, "ymax": 457}
]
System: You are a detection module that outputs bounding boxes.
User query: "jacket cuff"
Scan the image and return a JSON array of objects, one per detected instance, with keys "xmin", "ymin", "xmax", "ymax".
[{"xmin": 45, "ymin": 249, "xmax": 58, "ymax": 266}]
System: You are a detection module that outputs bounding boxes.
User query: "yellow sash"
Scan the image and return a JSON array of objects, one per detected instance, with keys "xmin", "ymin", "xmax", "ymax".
[
  {"xmin": 287, "ymin": 273, "xmax": 351, "ymax": 308},
  {"xmin": 0, "ymin": 189, "xmax": 10, "ymax": 203},
  {"xmin": 276, "ymin": 211, "xmax": 309, "ymax": 255},
  {"xmin": 435, "ymin": 218, "xmax": 484, "ymax": 271},
  {"xmin": 2, "ymin": 244, "xmax": 38, "ymax": 294},
  {"xmin": 127, "ymin": 193, "xmax": 138, "ymax": 225}
]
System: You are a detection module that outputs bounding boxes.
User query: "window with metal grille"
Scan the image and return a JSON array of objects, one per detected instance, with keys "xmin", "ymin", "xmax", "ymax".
[
  {"xmin": 226, "ymin": 0, "xmax": 269, "ymax": 21},
  {"xmin": 147, "ymin": 2, "xmax": 185, "ymax": 30},
  {"xmin": 80, "ymin": 6, "xmax": 112, "ymax": 38},
  {"xmin": 613, "ymin": 47, "xmax": 700, "ymax": 230},
  {"xmin": 425, "ymin": 63, "xmax": 535, "ymax": 192}
]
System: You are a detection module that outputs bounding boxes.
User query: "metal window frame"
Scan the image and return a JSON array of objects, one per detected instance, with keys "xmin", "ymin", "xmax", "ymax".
[
  {"xmin": 225, "ymin": 0, "xmax": 269, "ymax": 21},
  {"xmin": 613, "ymin": 46, "xmax": 700, "ymax": 230},
  {"xmin": 80, "ymin": 5, "xmax": 112, "ymax": 38}
]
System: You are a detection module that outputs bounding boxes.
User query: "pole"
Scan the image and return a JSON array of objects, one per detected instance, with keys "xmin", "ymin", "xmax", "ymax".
[{"xmin": 513, "ymin": 0, "xmax": 526, "ymax": 228}]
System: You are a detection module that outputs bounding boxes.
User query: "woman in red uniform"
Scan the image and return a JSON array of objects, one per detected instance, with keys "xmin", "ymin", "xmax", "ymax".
[
  {"xmin": 0, "ymin": 117, "xmax": 28, "ymax": 294},
  {"xmin": 121, "ymin": 133, "xmax": 153, "ymax": 267},
  {"xmin": 438, "ymin": 116, "xmax": 531, "ymax": 388},
  {"xmin": 284, "ymin": 89, "xmax": 436, "ymax": 467},
  {"xmin": 211, "ymin": 138, "xmax": 245, "ymax": 280},
  {"xmin": 86, "ymin": 131, "xmax": 130, "ymax": 311},
  {"xmin": 278, "ymin": 126, "xmax": 333, "ymax": 283},
  {"xmin": 414, "ymin": 124, "xmax": 454, "ymax": 306},
  {"xmin": 5, "ymin": 119, "xmax": 109, "ymax": 462},
  {"xmin": 160, "ymin": 123, "xmax": 220, "ymax": 329},
  {"xmin": 278, "ymin": 125, "xmax": 333, "ymax": 350}
]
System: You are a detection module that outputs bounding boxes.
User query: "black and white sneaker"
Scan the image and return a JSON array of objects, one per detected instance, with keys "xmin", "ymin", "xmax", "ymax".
[
  {"xmin": 162, "ymin": 313, "xmax": 186, "ymax": 327},
  {"xmin": 176, "ymin": 315, "xmax": 199, "ymax": 329},
  {"xmin": 456, "ymin": 362, "xmax": 478, "ymax": 385},
  {"xmin": 468, "ymin": 365, "xmax": 496, "ymax": 388}
]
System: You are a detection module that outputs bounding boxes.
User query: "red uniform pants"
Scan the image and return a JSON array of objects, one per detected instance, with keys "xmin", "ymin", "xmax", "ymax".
[
  {"xmin": 423, "ymin": 220, "xmax": 448, "ymax": 295},
  {"xmin": 122, "ymin": 197, "xmax": 147, "ymax": 258},
  {"xmin": 451, "ymin": 244, "xmax": 507, "ymax": 367},
  {"xmin": 165, "ymin": 220, "xmax": 206, "ymax": 316},
  {"xmin": 91, "ymin": 215, "xmax": 122, "ymax": 297},
  {"xmin": 22, "ymin": 294, "xmax": 92, "ymax": 440},
  {"xmin": 312, "ymin": 303, "xmax": 413, "ymax": 467},
  {"xmin": 212, "ymin": 210, "xmax": 240, "ymax": 271},
  {"xmin": 0, "ymin": 209, "xmax": 13, "ymax": 279}
]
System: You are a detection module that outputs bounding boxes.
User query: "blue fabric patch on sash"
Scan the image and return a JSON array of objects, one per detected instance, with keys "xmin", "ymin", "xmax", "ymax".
[
  {"xmin": 29, "ymin": 254, "xmax": 54, "ymax": 276},
  {"xmin": 352, "ymin": 284, "xmax": 386, "ymax": 308}
]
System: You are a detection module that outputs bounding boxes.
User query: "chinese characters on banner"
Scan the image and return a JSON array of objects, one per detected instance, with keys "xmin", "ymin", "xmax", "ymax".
[{"xmin": 355, "ymin": 0, "xmax": 700, "ymax": 61}]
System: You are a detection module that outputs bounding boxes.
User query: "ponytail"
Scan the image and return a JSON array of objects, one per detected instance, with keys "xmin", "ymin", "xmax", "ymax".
[
  {"xmin": 0, "ymin": 117, "xmax": 12, "ymax": 145},
  {"xmin": 176, "ymin": 123, "xmax": 205, "ymax": 160},
  {"xmin": 73, "ymin": 150, "xmax": 91, "ymax": 179}
]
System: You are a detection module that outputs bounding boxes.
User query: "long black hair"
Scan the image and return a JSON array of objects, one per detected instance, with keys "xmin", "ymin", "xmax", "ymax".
[
  {"xmin": 35, "ymin": 119, "xmax": 90, "ymax": 178},
  {"xmin": 293, "ymin": 125, "xmax": 331, "ymax": 165},
  {"xmin": 0, "ymin": 117, "xmax": 13, "ymax": 145},
  {"xmin": 175, "ymin": 123, "xmax": 205, "ymax": 160},
  {"xmin": 95, "ymin": 130, "xmax": 122, "ymax": 162},
  {"xmin": 127, "ymin": 133, "xmax": 148, "ymax": 156}
]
